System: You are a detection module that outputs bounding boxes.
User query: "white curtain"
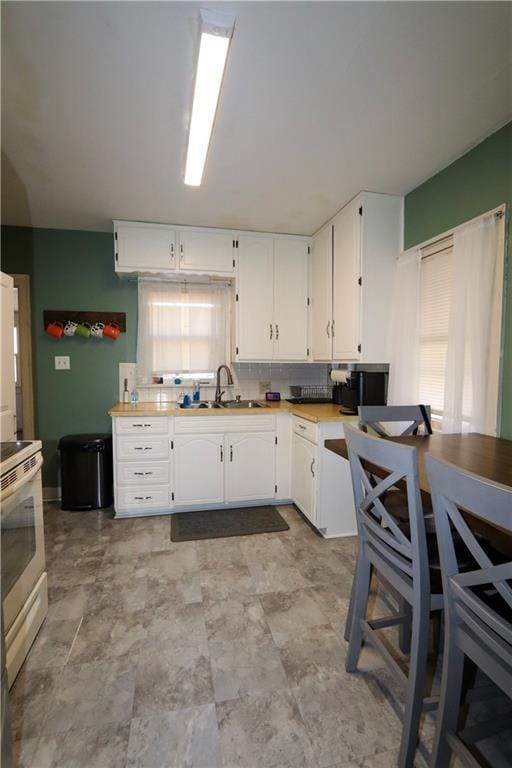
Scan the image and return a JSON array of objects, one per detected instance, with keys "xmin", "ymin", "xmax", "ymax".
[
  {"xmin": 137, "ymin": 281, "xmax": 229, "ymax": 382},
  {"xmin": 443, "ymin": 214, "xmax": 500, "ymax": 434},
  {"xmin": 387, "ymin": 249, "xmax": 422, "ymax": 406}
]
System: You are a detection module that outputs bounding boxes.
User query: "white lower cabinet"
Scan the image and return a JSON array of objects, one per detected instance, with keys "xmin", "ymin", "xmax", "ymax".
[
  {"xmin": 226, "ymin": 432, "xmax": 276, "ymax": 502},
  {"xmin": 172, "ymin": 421, "xmax": 277, "ymax": 509},
  {"xmin": 291, "ymin": 433, "xmax": 317, "ymax": 525},
  {"xmin": 291, "ymin": 416, "xmax": 357, "ymax": 537},
  {"xmin": 173, "ymin": 434, "xmax": 225, "ymax": 506}
]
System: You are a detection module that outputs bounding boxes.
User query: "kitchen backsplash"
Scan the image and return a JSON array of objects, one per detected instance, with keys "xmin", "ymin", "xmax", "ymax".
[{"xmin": 122, "ymin": 363, "xmax": 331, "ymax": 402}]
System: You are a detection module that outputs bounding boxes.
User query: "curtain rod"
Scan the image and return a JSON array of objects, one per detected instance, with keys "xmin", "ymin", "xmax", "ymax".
[{"xmin": 402, "ymin": 202, "xmax": 507, "ymax": 257}]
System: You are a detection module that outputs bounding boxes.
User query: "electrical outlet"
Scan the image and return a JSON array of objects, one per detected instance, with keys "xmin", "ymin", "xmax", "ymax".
[
  {"xmin": 259, "ymin": 380, "xmax": 271, "ymax": 395},
  {"xmin": 55, "ymin": 355, "xmax": 70, "ymax": 370}
]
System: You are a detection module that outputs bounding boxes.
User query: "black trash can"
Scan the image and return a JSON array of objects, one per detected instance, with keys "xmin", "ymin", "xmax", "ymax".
[{"xmin": 58, "ymin": 433, "xmax": 113, "ymax": 511}]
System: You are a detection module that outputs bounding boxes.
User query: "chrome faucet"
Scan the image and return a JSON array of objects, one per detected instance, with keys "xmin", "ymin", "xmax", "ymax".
[{"xmin": 215, "ymin": 364, "xmax": 234, "ymax": 403}]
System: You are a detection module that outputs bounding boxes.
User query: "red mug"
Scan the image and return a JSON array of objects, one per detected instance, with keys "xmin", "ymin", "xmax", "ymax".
[
  {"xmin": 46, "ymin": 320, "xmax": 64, "ymax": 338},
  {"xmin": 103, "ymin": 321, "xmax": 120, "ymax": 340}
]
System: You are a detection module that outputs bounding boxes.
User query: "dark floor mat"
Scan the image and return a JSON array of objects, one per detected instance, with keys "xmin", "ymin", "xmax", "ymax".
[{"xmin": 170, "ymin": 505, "xmax": 290, "ymax": 542}]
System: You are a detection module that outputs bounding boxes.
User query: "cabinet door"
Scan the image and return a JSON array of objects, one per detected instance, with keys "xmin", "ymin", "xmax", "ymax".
[
  {"xmin": 0, "ymin": 272, "xmax": 16, "ymax": 441},
  {"xmin": 332, "ymin": 198, "xmax": 361, "ymax": 360},
  {"xmin": 173, "ymin": 434, "xmax": 224, "ymax": 505},
  {"xmin": 179, "ymin": 229, "xmax": 235, "ymax": 275},
  {"xmin": 226, "ymin": 432, "xmax": 276, "ymax": 502},
  {"xmin": 116, "ymin": 224, "xmax": 176, "ymax": 271},
  {"xmin": 291, "ymin": 434, "xmax": 317, "ymax": 525},
  {"xmin": 236, "ymin": 236, "xmax": 274, "ymax": 360},
  {"xmin": 273, "ymin": 240, "xmax": 309, "ymax": 360},
  {"xmin": 311, "ymin": 224, "xmax": 333, "ymax": 361}
]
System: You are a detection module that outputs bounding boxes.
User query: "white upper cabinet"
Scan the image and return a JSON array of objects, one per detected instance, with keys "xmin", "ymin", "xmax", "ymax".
[
  {"xmin": 311, "ymin": 223, "xmax": 333, "ymax": 361},
  {"xmin": 332, "ymin": 197, "xmax": 361, "ymax": 360},
  {"xmin": 236, "ymin": 235, "xmax": 275, "ymax": 361},
  {"xmin": 273, "ymin": 240, "xmax": 309, "ymax": 361},
  {"xmin": 114, "ymin": 222, "xmax": 234, "ymax": 277},
  {"xmin": 115, "ymin": 222, "xmax": 176, "ymax": 273},
  {"xmin": 178, "ymin": 229, "xmax": 235, "ymax": 275},
  {"xmin": 311, "ymin": 192, "xmax": 402, "ymax": 363},
  {"xmin": 236, "ymin": 235, "xmax": 310, "ymax": 362}
]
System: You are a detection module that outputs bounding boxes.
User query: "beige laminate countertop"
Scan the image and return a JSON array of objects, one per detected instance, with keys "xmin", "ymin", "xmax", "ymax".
[{"xmin": 108, "ymin": 400, "xmax": 359, "ymax": 424}]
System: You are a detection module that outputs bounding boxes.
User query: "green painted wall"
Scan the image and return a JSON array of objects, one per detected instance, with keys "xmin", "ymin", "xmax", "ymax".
[
  {"xmin": 404, "ymin": 121, "xmax": 512, "ymax": 438},
  {"xmin": 1, "ymin": 227, "xmax": 137, "ymax": 484}
]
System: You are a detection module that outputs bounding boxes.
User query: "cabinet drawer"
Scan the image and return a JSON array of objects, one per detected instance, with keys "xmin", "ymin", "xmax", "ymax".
[
  {"xmin": 115, "ymin": 417, "xmax": 168, "ymax": 435},
  {"xmin": 117, "ymin": 485, "xmax": 170, "ymax": 509},
  {"xmin": 116, "ymin": 462, "xmax": 170, "ymax": 486},
  {"xmin": 116, "ymin": 436, "xmax": 170, "ymax": 461},
  {"xmin": 292, "ymin": 416, "xmax": 318, "ymax": 444}
]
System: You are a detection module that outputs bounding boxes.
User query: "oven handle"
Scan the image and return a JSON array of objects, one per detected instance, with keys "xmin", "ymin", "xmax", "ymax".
[{"xmin": 1, "ymin": 452, "xmax": 44, "ymax": 502}]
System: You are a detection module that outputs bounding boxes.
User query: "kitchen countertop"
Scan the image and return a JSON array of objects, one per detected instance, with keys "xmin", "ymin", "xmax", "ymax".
[{"xmin": 108, "ymin": 400, "xmax": 359, "ymax": 424}]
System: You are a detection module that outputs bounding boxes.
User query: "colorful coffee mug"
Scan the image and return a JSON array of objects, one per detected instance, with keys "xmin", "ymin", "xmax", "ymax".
[
  {"xmin": 75, "ymin": 322, "xmax": 91, "ymax": 338},
  {"xmin": 103, "ymin": 322, "xmax": 120, "ymax": 340},
  {"xmin": 64, "ymin": 320, "xmax": 78, "ymax": 336},
  {"xmin": 46, "ymin": 321, "xmax": 64, "ymax": 338},
  {"xmin": 90, "ymin": 322, "xmax": 105, "ymax": 338}
]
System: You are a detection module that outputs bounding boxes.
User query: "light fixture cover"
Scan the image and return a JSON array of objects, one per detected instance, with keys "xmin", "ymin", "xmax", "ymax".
[{"xmin": 184, "ymin": 9, "xmax": 235, "ymax": 187}]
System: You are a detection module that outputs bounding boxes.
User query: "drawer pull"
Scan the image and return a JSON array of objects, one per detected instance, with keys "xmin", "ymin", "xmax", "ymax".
[
  {"xmin": 144, "ymin": 447, "xmax": 152, "ymax": 451},
  {"xmin": 143, "ymin": 423, "xmax": 151, "ymax": 427},
  {"xmin": 133, "ymin": 424, "xmax": 143, "ymax": 428},
  {"xmin": 145, "ymin": 471, "xmax": 153, "ymax": 476},
  {"xmin": 134, "ymin": 495, "xmax": 153, "ymax": 501},
  {"xmin": 310, "ymin": 458, "xmax": 315, "ymax": 477},
  {"xmin": 298, "ymin": 424, "xmax": 306, "ymax": 431},
  {"xmin": 134, "ymin": 471, "xmax": 144, "ymax": 476},
  {"xmin": 134, "ymin": 447, "xmax": 143, "ymax": 451}
]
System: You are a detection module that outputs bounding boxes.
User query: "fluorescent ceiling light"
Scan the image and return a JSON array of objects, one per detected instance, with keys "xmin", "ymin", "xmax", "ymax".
[{"xmin": 184, "ymin": 9, "xmax": 235, "ymax": 187}]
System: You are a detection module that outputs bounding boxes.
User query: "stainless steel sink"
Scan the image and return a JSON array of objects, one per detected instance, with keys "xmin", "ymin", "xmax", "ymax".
[
  {"xmin": 179, "ymin": 401, "xmax": 225, "ymax": 409},
  {"xmin": 222, "ymin": 400, "xmax": 266, "ymax": 408}
]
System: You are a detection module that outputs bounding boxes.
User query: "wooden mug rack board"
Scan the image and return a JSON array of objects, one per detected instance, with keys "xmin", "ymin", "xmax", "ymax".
[{"xmin": 44, "ymin": 311, "xmax": 126, "ymax": 332}]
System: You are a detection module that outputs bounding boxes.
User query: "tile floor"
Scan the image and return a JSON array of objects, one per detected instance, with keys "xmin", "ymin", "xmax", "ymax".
[{"xmin": 9, "ymin": 503, "xmax": 511, "ymax": 768}]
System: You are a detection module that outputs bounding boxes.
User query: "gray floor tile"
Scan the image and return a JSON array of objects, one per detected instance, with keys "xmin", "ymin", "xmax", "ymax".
[
  {"xmin": 209, "ymin": 638, "xmax": 289, "ymax": 703},
  {"xmin": 46, "ymin": 585, "xmax": 92, "ymax": 622},
  {"xmin": 260, "ymin": 589, "xmax": 332, "ymax": 647},
  {"xmin": 200, "ymin": 563, "xmax": 258, "ymax": 601},
  {"xmin": 10, "ymin": 668, "xmax": 62, "ymax": 740},
  {"xmin": 204, "ymin": 595, "xmax": 271, "ymax": 646},
  {"xmin": 43, "ymin": 659, "xmax": 135, "ymax": 734},
  {"xmin": 22, "ymin": 618, "xmax": 81, "ymax": 671},
  {"xmin": 67, "ymin": 607, "xmax": 149, "ymax": 664},
  {"xmin": 217, "ymin": 689, "xmax": 315, "ymax": 768},
  {"xmin": 278, "ymin": 631, "xmax": 347, "ymax": 687},
  {"xmin": 25, "ymin": 721, "xmax": 131, "ymax": 768},
  {"xmin": 127, "ymin": 704, "xmax": 221, "ymax": 768},
  {"xmin": 133, "ymin": 652, "xmax": 214, "ymax": 718}
]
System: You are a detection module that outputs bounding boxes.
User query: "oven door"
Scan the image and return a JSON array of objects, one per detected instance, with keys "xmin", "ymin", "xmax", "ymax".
[{"xmin": 1, "ymin": 454, "xmax": 45, "ymax": 632}]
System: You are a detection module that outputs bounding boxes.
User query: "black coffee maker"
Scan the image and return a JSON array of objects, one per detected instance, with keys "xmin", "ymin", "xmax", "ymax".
[{"xmin": 333, "ymin": 369, "xmax": 388, "ymax": 415}]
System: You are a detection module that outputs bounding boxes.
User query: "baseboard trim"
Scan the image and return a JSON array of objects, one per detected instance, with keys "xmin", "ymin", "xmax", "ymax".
[{"xmin": 43, "ymin": 486, "xmax": 61, "ymax": 502}]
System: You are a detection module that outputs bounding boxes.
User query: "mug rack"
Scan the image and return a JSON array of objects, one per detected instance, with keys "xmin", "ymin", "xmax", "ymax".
[{"xmin": 44, "ymin": 311, "xmax": 126, "ymax": 331}]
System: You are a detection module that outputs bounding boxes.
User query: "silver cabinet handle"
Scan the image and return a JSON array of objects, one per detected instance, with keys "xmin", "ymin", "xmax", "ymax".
[
  {"xmin": 275, "ymin": 324, "xmax": 279, "ymax": 340},
  {"xmin": 269, "ymin": 324, "xmax": 273, "ymax": 340},
  {"xmin": 332, "ymin": 320, "xmax": 335, "ymax": 338},
  {"xmin": 326, "ymin": 321, "xmax": 331, "ymax": 339},
  {"xmin": 170, "ymin": 243, "xmax": 175, "ymax": 260},
  {"xmin": 298, "ymin": 423, "xmax": 306, "ymax": 431},
  {"xmin": 133, "ymin": 424, "xmax": 143, "ymax": 428},
  {"xmin": 134, "ymin": 471, "xmax": 144, "ymax": 476},
  {"xmin": 180, "ymin": 243, "xmax": 184, "ymax": 260},
  {"xmin": 220, "ymin": 445, "xmax": 224, "ymax": 463},
  {"xmin": 310, "ymin": 459, "xmax": 315, "ymax": 477},
  {"xmin": 230, "ymin": 445, "xmax": 233, "ymax": 462},
  {"xmin": 144, "ymin": 446, "xmax": 152, "ymax": 450}
]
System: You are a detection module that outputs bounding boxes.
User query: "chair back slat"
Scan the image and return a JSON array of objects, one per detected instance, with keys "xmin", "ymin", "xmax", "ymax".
[
  {"xmin": 426, "ymin": 455, "xmax": 512, "ymax": 642},
  {"xmin": 344, "ymin": 423, "xmax": 429, "ymax": 594},
  {"xmin": 359, "ymin": 405, "xmax": 433, "ymax": 437}
]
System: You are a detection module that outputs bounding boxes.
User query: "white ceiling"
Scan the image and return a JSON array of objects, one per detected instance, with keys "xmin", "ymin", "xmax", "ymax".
[{"xmin": 2, "ymin": 1, "xmax": 511, "ymax": 235}]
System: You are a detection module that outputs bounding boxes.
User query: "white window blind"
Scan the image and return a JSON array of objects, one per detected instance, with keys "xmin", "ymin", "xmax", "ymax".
[
  {"xmin": 418, "ymin": 244, "xmax": 452, "ymax": 419},
  {"xmin": 137, "ymin": 281, "xmax": 229, "ymax": 383}
]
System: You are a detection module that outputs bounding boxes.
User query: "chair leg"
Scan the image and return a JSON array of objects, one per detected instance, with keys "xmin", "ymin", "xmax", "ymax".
[
  {"xmin": 344, "ymin": 558, "xmax": 357, "ymax": 641},
  {"xmin": 398, "ymin": 598, "xmax": 412, "ymax": 655},
  {"xmin": 345, "ymin": 552, "xmax": 372, "ymax": 673},
  {"xmin": 430, "ymin": 631, "xmax": 465, "ymax": 768},
  {"xmin": 398, "ymin": 604, "xmax": 430, "ymax": 768}
]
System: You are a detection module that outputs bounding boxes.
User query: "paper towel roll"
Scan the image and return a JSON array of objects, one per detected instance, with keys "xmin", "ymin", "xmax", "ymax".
[{"xmin": 330, "ymin": 369, "xmax": 348, "ymax": 384}]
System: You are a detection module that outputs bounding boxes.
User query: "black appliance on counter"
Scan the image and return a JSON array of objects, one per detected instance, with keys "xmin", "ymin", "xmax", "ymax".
[{"xmin": 333, "ymin": 369, "xmax": 388, "ymax": 415}]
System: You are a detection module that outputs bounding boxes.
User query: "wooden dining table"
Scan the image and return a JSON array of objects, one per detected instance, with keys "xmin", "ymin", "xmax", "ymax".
[{"xmin": 325, "ymin": 432, "xmax": 512, "ymax": 552}]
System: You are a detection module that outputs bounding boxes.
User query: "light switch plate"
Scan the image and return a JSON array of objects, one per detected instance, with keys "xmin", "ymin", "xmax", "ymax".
[{"xmin": 55, "ymin": 355, "xmax": 70, "ymax": 370}]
